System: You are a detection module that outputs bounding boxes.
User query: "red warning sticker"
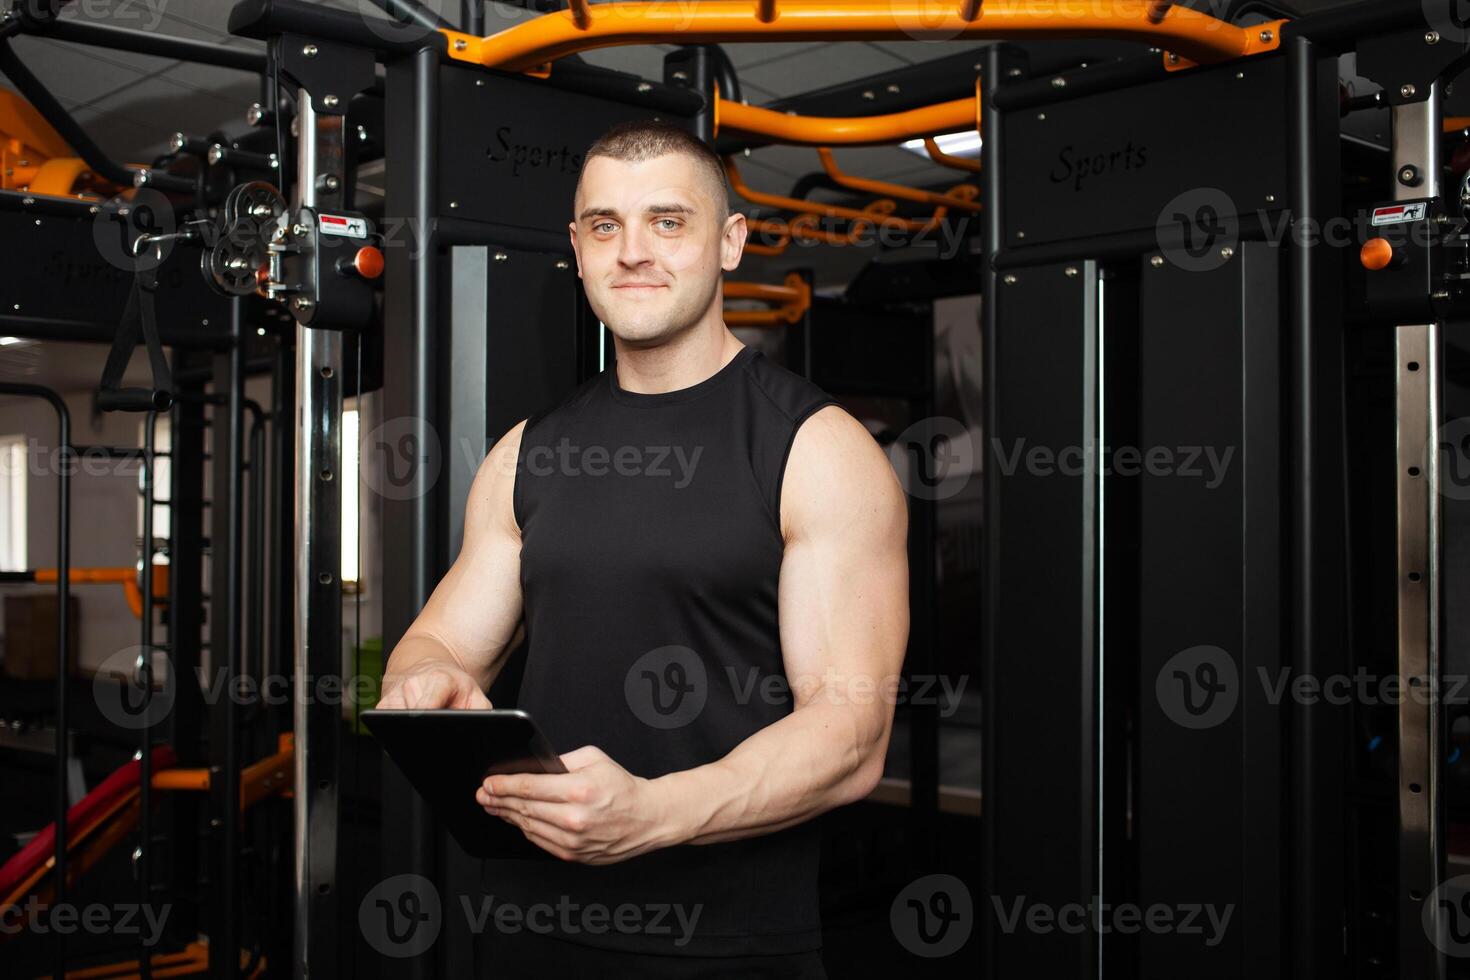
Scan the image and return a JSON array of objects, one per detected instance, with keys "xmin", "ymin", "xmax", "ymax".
[
  {"xmin": 1372, "ymin": 202, "xmax": 1427, "ymax": 226},
  {"xmin": 318, "ymin": 213, "xmax": 367, "ymax": 238}
]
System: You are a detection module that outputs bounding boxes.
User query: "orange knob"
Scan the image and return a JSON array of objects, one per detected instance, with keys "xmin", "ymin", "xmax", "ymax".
[
  {"xmin": 1360, "ymin": 237, "xmax": 1394, "ymax": 271},
  {"xmin": 353, "ymin": 245, "xmax": 384, "ymax": 280}
]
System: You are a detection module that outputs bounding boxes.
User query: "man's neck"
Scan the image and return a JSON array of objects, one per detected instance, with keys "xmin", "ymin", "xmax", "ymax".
[{"xmin": 612, "ymin": 325, "xmax": 744, "ymax": 395}]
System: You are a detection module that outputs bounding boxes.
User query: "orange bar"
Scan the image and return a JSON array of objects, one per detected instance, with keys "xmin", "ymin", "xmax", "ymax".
[
  {"xmin": 1446, "ymin": 116, "xmax": 1470, "ymax": 132},
  {"xmin": 726, "ymin": 156, "xmax": 949, "ymax": 233},
  {"xmin": 817, "ymin": 147, "xmax": 981, "ymax": 210},
  {"xmin": 718, "ymin": 95, "xmax": 975, "ymax": 147},
  {"xmin": 441, "ymin": 1, "xmax": 1277, "ymax": 73},
  {"xmin": 726, "ymin": 281, "xmax": 804, "ymax": 304},
  {"xmin": 725, "ymin": 272, "xmax": 810, "ymax": 327},
  {"xmin": 35, "ymin": 567, "xmax": 129, "ymax": 585},
  {"xmin": 152, "ymin": 769, "xmax": 210, "ymax": 791},
  {"xmin": 924, "ymin": 137, "xmax": 981, "ymax": 173}
]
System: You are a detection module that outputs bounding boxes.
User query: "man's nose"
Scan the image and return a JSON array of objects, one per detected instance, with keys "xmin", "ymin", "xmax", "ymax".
[{"xmin": 617, "ymin": 222, "xmax": 654, "ymax": 266}]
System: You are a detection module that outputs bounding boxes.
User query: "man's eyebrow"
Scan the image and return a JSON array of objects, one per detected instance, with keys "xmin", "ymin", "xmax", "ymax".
[{"xmin": 578, "ymin": 203, "xmax": 698, "ymax": 222}]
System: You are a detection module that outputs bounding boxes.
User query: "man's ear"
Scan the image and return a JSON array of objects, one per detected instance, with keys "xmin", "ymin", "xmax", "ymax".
[
  {"xmin": 721, "ymin": 211, "xmax": 747, "ymax": 272},
  {"xmin": 567, "ymin": 221, "xmax": 582, "ymax": 278}
]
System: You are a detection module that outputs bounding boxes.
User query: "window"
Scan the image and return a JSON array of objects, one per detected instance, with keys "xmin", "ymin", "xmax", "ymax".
[
  {"xmin": 0, "ymin": 436, "xmax": 25, "ymax": 572},
  {"xmin": 343, "ymin": 405, "xmax": 360, "ymax": 591},
  {"xmin": 137, "ymin": 416, "xmax": 171, "ymax": 548}
]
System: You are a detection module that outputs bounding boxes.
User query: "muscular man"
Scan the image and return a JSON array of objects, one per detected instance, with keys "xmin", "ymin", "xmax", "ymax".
[{"xmin": 377, "ymin": 119, "xmax": 909, "ymax": 978}]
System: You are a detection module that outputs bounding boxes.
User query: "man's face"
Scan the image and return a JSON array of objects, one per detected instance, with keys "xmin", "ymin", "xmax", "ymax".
[{"xmin": 569, "ymin": 152, "xmax": 745, "ymax": 347}]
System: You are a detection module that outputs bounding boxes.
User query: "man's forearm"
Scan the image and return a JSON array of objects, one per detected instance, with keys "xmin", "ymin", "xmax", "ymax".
[
  {"xmin": 383, "ymin": 631, "xmax": 499, "ymax": 692},
  {"xmin": 648, "ymin": 699, "xmax": 888, "ymax": 848}
]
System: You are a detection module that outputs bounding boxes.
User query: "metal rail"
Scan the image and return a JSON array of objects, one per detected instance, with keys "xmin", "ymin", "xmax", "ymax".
[{"xmin": 440, "ymin": 0, "xmax": 1283, "ymax": 73}]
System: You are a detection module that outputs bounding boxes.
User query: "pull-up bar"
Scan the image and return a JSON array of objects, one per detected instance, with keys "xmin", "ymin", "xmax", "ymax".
[
  {"xmin": 439, "ymin": 1, "xmax": 1284, "ymax": 74},
  {"xmin": 716, "ymin": 91, "xmax": 978, "ymax": 147}
]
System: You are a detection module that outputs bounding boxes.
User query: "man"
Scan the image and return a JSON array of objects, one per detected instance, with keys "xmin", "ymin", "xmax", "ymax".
[{"xmin": 377, "ymin": 119, "xmax": 909, "ymax": 978}]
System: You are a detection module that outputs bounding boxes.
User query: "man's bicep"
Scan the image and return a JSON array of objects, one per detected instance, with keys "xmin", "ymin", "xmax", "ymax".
[
  {"xmin": 777, "ymin": 407, "xmax": 909, "ymax": 706},
  {"xmin": 403, "ymin": 420, "xmax": 527, "ymax": 680}
]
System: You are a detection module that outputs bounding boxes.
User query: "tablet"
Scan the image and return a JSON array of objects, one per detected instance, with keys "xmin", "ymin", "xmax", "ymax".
[{"xmin": 362, "ymin": 708, "xmax": 568, "ymax": 860}]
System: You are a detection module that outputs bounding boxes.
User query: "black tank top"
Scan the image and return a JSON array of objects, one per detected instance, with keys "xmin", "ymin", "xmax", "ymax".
[{"xmin": 481, "ymin": 343, "xmax": 839, "ymax": 957}]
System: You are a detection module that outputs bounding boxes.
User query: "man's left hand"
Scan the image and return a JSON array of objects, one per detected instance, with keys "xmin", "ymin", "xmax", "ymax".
[{"xmin": 477, "ymin": 746, "xmax": 678, "ymax": 864}]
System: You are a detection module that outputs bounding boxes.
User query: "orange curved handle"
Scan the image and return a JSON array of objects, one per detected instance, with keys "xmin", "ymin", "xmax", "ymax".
[{"xmin": 817, "ymin": 147, "xmax": 981, "ymax": 211}]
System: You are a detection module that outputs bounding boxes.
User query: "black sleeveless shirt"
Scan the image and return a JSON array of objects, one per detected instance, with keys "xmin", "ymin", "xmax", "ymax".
[{"xmin": 480, "ymin": 344, "xmax": 839, "ymax": 957}]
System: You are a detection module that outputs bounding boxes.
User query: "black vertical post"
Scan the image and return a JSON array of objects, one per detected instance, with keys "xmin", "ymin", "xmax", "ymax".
[
  {"xmin": 139, "ymin": 408, "xmax": 159, "ymax": 980},
  {"xmin": 1287, "ymin": 30, "xmax": 1347, "ymax": 974},
  {"xmin": 209, "ymin": 298, "xmax": 245, "ymax": 979},
  {"xmin": 906, "ymin": 325, "xmax": 939, "ymax": 863},
  {"xmin": 268, "ymin": 338, "xmax": 295, "ymax": 972},
  {"xmin": 168, "ymin": 370, "xmax": 207, "ymax": 945},
  {"xmin": 979, "ymin": 43, "xmax": 1005, "ymax": 980},
  {"xmin": 382, "ymin": 42, "xmax": 440, "ymax": 980}
]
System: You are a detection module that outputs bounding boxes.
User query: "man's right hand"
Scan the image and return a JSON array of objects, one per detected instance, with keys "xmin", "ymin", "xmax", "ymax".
[{"xmin": 377, "ymin": 662, "xmax": 494, "ymax": 710}]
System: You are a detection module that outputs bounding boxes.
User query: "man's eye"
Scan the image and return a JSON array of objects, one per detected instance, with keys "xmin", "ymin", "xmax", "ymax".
[
  {"xmin": 656, "ymin": 219, "xmax": 681, "ymax": 231},
  {"xmin": 594, "ymin": 222, "xmax": 616, "ymax": 233}
]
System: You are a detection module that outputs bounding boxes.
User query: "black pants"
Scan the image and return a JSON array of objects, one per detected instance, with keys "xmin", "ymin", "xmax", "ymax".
[{"xmin": 474, "ymin": 926, "xmax": 829, "ymax": 979}]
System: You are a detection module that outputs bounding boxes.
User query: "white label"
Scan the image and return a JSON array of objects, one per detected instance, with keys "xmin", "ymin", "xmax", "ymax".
[
  {"xmin": 1372, "ymin": 202, "xmax": 1427, "ymax": 226},
  {"xmin": 318, "ymin": 213, "xmax": 367, "ymax": 238}
]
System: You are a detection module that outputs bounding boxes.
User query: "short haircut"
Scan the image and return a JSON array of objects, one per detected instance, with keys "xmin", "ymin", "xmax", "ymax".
[{"xmin": 577, "ymin": 119, "xmax": 731, "ymax": 218}]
